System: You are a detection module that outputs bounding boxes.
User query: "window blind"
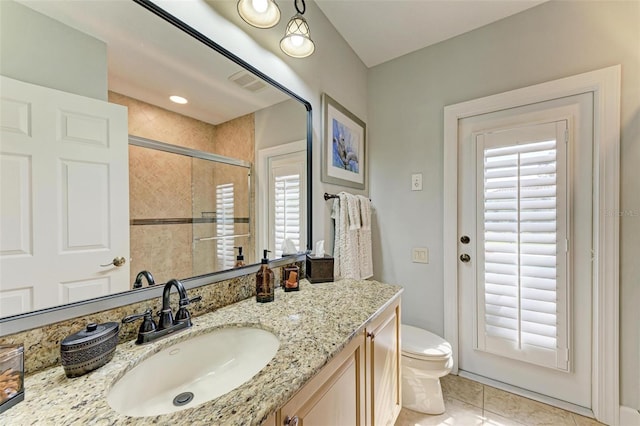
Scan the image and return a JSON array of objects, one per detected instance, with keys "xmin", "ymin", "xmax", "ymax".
[
  {"xmin": 476, "ymin": 122, "xmax": 569, "ymax": 371},
  {"xmin": 216, "ymin": 183, "xmax": 235, "ymax": 270},
  {"xmin": 274, "ymin": 174, "xmax": 301, "ymax": 258}
]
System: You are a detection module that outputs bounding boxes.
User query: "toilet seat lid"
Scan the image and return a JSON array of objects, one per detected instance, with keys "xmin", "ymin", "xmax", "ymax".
[{"xmin": 401, "ymin": 324, "xmax": 452, "ymax": 360}]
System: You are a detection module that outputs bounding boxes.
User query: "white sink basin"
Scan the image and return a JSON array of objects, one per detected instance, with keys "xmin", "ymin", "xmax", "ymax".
[{"xmin": 107, "ymin": 327, "xmax": 279, "ymax": 417}]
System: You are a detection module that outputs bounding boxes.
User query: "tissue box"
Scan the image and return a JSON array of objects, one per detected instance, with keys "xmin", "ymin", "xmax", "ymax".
[
  {"xmin": 0, "ymin": 344, "xmax": 24, "ymax": 414},
  {"xmin": 306, "ymin": 255, "xmax": 334, "ymax": 283}
]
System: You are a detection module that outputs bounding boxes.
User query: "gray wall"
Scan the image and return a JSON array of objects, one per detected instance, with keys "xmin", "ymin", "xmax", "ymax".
[
  {"xmin": 0, "ymin": 1, "xmax": 107, "ymax": 100},
  {"xmin": 255, "ymin": 98, "xmax": 307, "ymax": 150},
  {"xmin": 368, "ymin": 0, "xmax": 639, "ymax": 409}
]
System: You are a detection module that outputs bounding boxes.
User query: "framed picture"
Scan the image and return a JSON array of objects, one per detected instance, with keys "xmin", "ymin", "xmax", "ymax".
[{"xmin": 321, "ymin": 93, "xmax": 366, "ymax": 189}]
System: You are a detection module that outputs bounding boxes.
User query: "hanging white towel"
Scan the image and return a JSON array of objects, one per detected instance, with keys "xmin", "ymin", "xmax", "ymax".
[
  {"xmin": 346, "ymin": 193, "xmax": 361, "ymax": 231},
  {"xmin": 331, "ymin": 192, "xmax": 360, "ymax": 279},
  {"xmin": 357, "ymin": 195, "xmax": 373, "ymax": 279}
]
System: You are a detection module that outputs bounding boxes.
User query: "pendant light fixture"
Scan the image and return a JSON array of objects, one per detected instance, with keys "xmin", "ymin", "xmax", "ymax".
[
  {"xmin": 237, "ymin": 0, "xmax": 281, "ymax": 29},
  {"xmin": 280, "ymin": 0, "xmax": 315, "ymax": 58}
]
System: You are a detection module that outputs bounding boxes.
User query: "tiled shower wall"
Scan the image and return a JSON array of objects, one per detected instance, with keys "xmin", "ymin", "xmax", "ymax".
[{"xmin": 108, "ymin": 92, "xmax": 256, "ymax": 285}]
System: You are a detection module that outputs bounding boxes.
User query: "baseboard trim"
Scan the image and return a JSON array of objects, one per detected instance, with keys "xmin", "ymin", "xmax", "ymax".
[
  {"xmin": 620, "ymin": 406, "xmax": 640, "ymax": 426},
  {"xmin": 457, "ymin": 370, "xmax": 594, "ymax": 419}
]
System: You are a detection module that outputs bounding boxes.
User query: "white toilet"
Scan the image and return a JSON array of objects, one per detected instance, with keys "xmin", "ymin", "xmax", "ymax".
[{"xmin": 401, "ymin": 324, "xmax": 453, "ymax": 415}]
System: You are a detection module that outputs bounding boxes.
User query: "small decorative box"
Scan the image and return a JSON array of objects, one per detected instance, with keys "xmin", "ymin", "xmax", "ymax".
[
  {"xmin": 305, "ymin": 255, "xmax": 334, "ymax": 283},
  {"xmin": 60, "ymin": 322, "xmax": 119, "ymax": 378},
  {"xmin": 0, "ymin": 344, "xmax": 24, "ymax": 414}
]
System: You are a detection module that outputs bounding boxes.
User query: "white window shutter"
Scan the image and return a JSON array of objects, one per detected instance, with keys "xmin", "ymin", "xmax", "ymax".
[
  {"xmin": 274, "ymin": 174, "xmax": 301, "ymax": 258},
  {"xmin": 216, "ymin": 183, "xmax": 235, "ymax": 269},
  {"xmin": 476, "ymin": 121, "xmax": 569, "ymax": 371}
]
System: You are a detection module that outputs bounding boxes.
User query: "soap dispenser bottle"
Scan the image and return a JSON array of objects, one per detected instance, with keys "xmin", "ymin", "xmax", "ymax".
[
  {"xmin": 234, "ymin": 246, "xmax": 245, "ymax": 268},
  {"xmin": 256, "ymin": 249, "xmax": 274, "ymax": 303}
]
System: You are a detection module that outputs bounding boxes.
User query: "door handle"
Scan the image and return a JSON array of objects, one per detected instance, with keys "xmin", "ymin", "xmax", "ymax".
[
  {"xmin": 459, "ymin": 254, "xmax": 471, "ymax": 263},
  {"xmin": 100, "ymin": 256, "xmax": 126, "ymax": 267}
]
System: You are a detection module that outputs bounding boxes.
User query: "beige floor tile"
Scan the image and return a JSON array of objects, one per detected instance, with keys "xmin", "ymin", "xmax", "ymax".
[
  {"xmin": 441, "ymin": 374, "xmax": 484, "ymax": 408},
  {"xmin": 483, "ymin": 386, "xmax": 574, "ymax": 426},
  {"xmin": 395, "ymin": 397, "xmax": 484, "ymax": 426},
  {"xmin": 483, "ymin": 410, "xmax": 528, "ymax": 426},
  {"xmin": 571, "ymin": 413, "xmax": 605, "ymax": 426}
]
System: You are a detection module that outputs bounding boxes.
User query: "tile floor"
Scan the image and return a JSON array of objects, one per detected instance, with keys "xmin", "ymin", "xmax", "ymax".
[{"xmin": 395, "ymin": 375, "xmax": 604, "ymax": 426}]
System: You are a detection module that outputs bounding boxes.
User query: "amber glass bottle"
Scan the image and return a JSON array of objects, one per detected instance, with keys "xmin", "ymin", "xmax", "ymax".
[
  {"xmin": 234, "ymin": 246, "xmax": 245, "ymax": 268},
  {"xmin": 256, "ymin": 250, "xmax": 274, "ymax": 303}
]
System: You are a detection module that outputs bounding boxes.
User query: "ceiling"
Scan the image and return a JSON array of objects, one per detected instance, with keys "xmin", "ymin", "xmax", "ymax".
[
  {"xmin": 315, "ymin": 0, "xmax": 548, "ymax": 68},
  {"xmin": 17, "ymin": 0, "xmax": 289, "ymax": 125}
]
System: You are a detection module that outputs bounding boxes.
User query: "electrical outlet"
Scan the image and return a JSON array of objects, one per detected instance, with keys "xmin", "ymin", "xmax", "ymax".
[
  {"xmin": 412, "ymin": 247, "xmax": 429, "ymax": 264},
  {"xmin": 411, "ymin": 173, "xmax": 423, "ymax": 191}
]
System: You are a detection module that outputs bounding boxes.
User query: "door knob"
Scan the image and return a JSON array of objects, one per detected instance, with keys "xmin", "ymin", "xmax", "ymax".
[
  {"xmin": 460, "ymin": 254, "xmax": 471, "ymax": 263},
  {"xmin": 100, "ymin": 256, "xmax": 126, "ymax": 267}
]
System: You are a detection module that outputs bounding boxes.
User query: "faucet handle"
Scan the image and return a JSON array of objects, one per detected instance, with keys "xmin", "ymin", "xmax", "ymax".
[
  {"xmin": 175, "ymin": 296, "xmax": 202, "ymax": 325},
  {"xmin": 179, "ymin": 295, "xmax": 202, "ymax": 307},
  {"xmin": 122, "ymin": 308, "xmax": 157, "ymax": 334}
]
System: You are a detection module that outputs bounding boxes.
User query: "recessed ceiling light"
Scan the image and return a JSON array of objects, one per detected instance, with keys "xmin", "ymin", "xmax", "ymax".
[{"xmin": 169, "ymin": 95, "xmax": 188, "ymax": 104}]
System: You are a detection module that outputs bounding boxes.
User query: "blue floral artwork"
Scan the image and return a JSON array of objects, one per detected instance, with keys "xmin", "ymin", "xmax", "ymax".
[
  {"xmin": 322, "ymin": 93, "xmax": 365, "ymax": 189},
  {"xmin": 332, "ymin": 118, "xmax": 360, "ymax": 174}
]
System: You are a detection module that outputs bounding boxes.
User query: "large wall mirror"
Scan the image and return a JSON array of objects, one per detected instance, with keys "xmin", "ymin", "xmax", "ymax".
[{"xmin": 0, "ymin": 0, "xmax": 312, "ymax": 329}]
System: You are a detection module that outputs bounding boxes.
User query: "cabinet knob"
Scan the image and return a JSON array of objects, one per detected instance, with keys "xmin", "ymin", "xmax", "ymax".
[{"xmin": 284, "ymin": 415, "xmax": 299, "ymax": 426}]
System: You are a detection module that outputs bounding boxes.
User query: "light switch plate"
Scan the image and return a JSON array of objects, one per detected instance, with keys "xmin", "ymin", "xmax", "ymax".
[
  {"xmin": 412, "ymin": 247, "xmax": 429, "ymax": 263},
  {"xmin": 411, "ymin": 173, "xmax": 423, "ymax": 191}
]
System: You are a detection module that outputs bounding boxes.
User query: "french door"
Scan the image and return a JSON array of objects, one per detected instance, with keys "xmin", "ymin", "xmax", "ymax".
[{"xmin": 457, "ymin": 93, "xmax": 593, "ymax": 408}]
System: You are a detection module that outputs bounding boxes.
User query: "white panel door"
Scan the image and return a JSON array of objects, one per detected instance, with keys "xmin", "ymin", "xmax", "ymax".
[
  {"xmin": 256, "ymin": 140, "xmax": 307, "ymax": 259},
  {"xmin": 268, "ymin": 151, "xmax": 306, "ymax": 257},
  {"xmin": 458, "ymin": 93, "xmax": 593, "ymax": 408},
  {"xmin": 0, "ymin": 75, "xmax": 129, "ymax": 315}
]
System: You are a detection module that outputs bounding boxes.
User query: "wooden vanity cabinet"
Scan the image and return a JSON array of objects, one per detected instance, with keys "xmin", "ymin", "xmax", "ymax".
[
  {"xmin": 278, "ymin": 335, "xmax": 366, "ymax": 425},
  {"xmin": 365, "ymin": 299, "xmax": 402, "ymax": 426},
  {"xmin": 269, "ymin": 298, "xmax": 401, "ymax": 426}
]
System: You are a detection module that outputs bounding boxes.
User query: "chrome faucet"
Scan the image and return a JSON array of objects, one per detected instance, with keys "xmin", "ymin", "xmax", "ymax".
[
  {"xmin": 133, "ymin": 270, "xmax": 155, "ymax": 288},
  {"xmin": 123, "ymin": 278, "xmax": 202, "ymax": 344}
]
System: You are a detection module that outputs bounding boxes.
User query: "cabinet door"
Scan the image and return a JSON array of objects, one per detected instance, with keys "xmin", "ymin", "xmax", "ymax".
[
  {"xmin": 280, "ymin": 336, "xmax": 365, "ymax": 426},
  {"xmin": 366, "ymin": 300, "xmax": 402, "ymax": 426}
]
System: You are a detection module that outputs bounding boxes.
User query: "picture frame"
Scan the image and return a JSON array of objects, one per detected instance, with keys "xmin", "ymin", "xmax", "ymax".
[{"xmin": 321, "ymin": 93, "xmax": 366, "ymax": 189}]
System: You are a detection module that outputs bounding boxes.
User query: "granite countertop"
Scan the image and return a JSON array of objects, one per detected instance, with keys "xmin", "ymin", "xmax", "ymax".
[{"xmin": 2, "ymin": 279, "xmax": 402, "ymax": 425}]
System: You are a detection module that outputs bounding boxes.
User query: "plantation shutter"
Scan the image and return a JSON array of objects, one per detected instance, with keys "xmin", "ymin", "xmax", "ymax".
[
  {"xmin": 274, "ymin": 174, "xmax": 301, "ymax": 258},
  {"xmin": 216, "ymin": 183, "xmax": 235, "ymax": 269},
  {"xmin": 475, "ymin": 120, "xmax": 569, "ymax": 371}
]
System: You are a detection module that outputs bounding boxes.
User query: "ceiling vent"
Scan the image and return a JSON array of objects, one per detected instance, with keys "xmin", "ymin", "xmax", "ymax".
[{"xmin": 229, "ymin": 70, "xmax": 267, "ymax": 93}]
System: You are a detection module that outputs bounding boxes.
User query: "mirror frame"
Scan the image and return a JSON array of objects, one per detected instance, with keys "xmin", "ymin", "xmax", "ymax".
[{"xmin": 0, "ymin": 0, "xmax": 312, "ymax": 336}]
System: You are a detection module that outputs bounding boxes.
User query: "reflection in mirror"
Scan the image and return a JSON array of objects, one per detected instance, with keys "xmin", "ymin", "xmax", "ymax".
[
  {"xmin": 129, "ymin": 136, "xmax": 253, "ymax": 285},
  {"xmin": 0, "ymin": 0, "xmax": 311, "ymax": 322}
]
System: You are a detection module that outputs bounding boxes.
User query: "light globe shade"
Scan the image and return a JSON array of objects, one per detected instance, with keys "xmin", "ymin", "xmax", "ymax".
[
  {"xmin": 280, "ymin": 14, "xmax": 315, "ymax": 58},
  {"xmin": 237, "ymin": 0, "xmax": 281, "ymax": 28}
]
